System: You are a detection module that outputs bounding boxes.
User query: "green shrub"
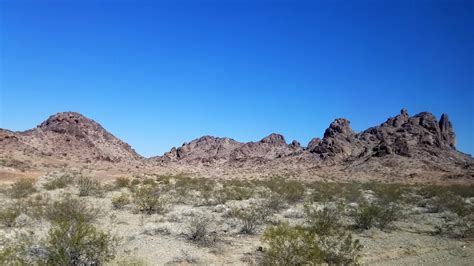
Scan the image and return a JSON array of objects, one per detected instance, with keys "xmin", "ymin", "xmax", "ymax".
[
  {"xmin": 261, "ymin": 223, "xmax": 362, "ymax": 265},
  {"xmin": 114, "ymin": 177, "xmax": 130, "ymax": 188},
  {"xmin": 112, "ymin": 192, "xmax": 131, "ymax": 209},
  {"xmin": 304, "ymin": 202, "xmax": 344, "ymax": 236},
  {"xmin": 44, "ymin": 218, "xmax": 119, "ymax": 265},
  {"xmin": 0, "ymin": 204, "xmax": 22, "ymax": 227},
  {"xmin": 259, "ymin": 177, "xmax": 305, "ymax": 203},
  {"xmin": 43, "ymin": 174, "xmax": 74, "ymax": 190},
  {"xmin": 45, "ymin": 194, "xmax": 99, "ymax": 223},
  {"xmin": 133, "ymin": 186, "xmax": 166, "ymax": 215},
  {"xmin": 232, "ymin": 205, "xmax": 271, "ymax": 234},
  {"xmin": 352, "ymin": 201, "xmax": 400, "ymax": 231},
  {"xmin": 8, "ymin": 178, "xmax": 36, "ymax": 199},
  {"xmin": 77, "ymin": 176, "xmax": 103, "ymax": 197}
]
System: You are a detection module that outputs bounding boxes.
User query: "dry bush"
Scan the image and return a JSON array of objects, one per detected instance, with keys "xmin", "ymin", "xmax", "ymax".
[
  {"xmin": 231, "ymin": 205, "xmax": 271, "ymax": 234},
  {"xmin": 304, "ymin": 202, "xmax": 344, "ymax": 236},
  {"xmin": 258, "ymin": 177, "xmax": 305, "ymax": 203},
  {"xmin": 112, "ymin": 192, "xmax": 131, "ymax": 209},
  {"xmin": 8, "ymin": 178, "xmax": 36, "ymax": 199},
  {"xmin": 77, "ymin": 176, "xmax": 103, "ymax": 197},
  {"xmin": 0, "ymin": 204, "xmax": 22, "ymax": 227},
  {"xmin": 185, "ymin": 214, "xmax": 216, "ymax": 245},
  {"xmin": 43, "ymin": 174, "xmax": 74, "ymax": 190},
  {"xmin": 132, "ymin": 185, "xmax": 166, "ymax": 215},
  {"xmin": 114, "ymin": 177, "xmax": 131, "ymax": 189}
]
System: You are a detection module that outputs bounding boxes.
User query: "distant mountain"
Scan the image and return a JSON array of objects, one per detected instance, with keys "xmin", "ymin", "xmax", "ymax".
[{"xmin": 1, "ymin": 109, "xmax": 472, "ymax": 182}]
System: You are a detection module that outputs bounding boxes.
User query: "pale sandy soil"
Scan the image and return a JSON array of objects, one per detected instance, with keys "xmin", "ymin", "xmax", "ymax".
[{"xmin": 0, "ymin": 170, "xmax": 473, "ymax": 265}]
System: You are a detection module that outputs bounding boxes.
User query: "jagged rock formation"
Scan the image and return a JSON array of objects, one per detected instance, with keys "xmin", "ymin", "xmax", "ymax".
[
  {"xmin": 1, "ymin": 109, "xmax": 472, "ymax": 181},
  {"xmin": 0, "ymin": 112, "xmax": 142, "ymax": 166}
]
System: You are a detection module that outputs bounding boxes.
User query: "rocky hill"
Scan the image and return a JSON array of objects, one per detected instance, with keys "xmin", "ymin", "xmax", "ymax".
[
  {"xmin": 152, "ymin": 109, "xmax": 473, "ymax": 181},
  {"xmin": 1, "ymin": 109, "xmax": 473, "ymax": 182},
  {"xmin": 0, "ymin": 112, "xmax": 142, "ymax": 168}
]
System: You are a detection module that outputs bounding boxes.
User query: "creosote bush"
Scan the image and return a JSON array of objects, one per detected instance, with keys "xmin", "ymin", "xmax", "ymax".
[
  {"xmin": 112, "ymin": 192, "xmax": 131, "ymax": 209},
  {"xmin": 114, "ymin": 177, "xmax": 131, "ymax": 189},
  {"xmin": 185, "ymin": 214, "xmax": 215, "ymax": 244},
  {"xmin": 8, "ymin": 178, "xmax": 36, "ymax": 199},
  {"xmin": 77, "ymin": 176, "xmax": 103, "ymax": 197},
  {"xmin": 232, "ymin": 205, "xmax": 271, "ymax": 234},
  {"xmin": 0, "ymin": 204, "xmax": 22, "ymax": 227},
  {"xmin": 259, "ymin": 176, "xmax": 305, "ymax": 203},
  {"xmin": 261, "ymin": 223, "xmax": 362, "ymax": 265},
  {"xmin": 133, "ymin": 185, "xmax": 166, "ymax": 215},
  {"xmin": 352, "ymin": 200, "xmax": 400, "ymax": 231},
  {"xmin": 45, "ymin": 194, "xmax": 99, "ymax": 223},
  {"xmin": 43, "ymin": 174, "xmax": 74, "ymax": 190},
  {"xmin": 44, "ymin": 218, "xmax": 119, "ymax": 265},
  {"xmin": 304, "ymin": 202, "xmax": 344, "ymax": 236}
]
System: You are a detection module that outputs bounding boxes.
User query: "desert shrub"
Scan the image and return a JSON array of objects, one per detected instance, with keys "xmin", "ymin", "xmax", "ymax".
[
  {"xmin": 43, "ymin": 174, "xmax": 74, "ymax": 190},
  {"xmin": 141, "ymin": 178, "xmax": 157, "ymax": 187},
  {"xmin": 231, "ymin": 205, "xmax": 271, "ymax": 234},
  {"xmin": 431, "ymin": 192, "xmax": 472, "ymax": 217},
  {"xmin": 304, "ymin": 202, "xmax": 344, "ymax": 236},
  {"xmin": 17, "ymin": 194, "xmax": 51, "ymax": 220},
  {"xmin": 185, "ymin": 214, "xmax": 216, "ymax": 245},
  {"xmin": 112, "ymin": 192, "xmax": 131, "ymax": 209},
  {"xmin": 130, "ymin": 178, "xmax": 141, "ymax": 187},
  {"xmin": 261, "ymin": 223, "xmax": 362, "ymax": 265},
  {"xmin": 259, "ymin": 177, "xmax": 305, "ymax": 203},
  {"xmin": 352, "ymin": 200, "xmax": 400, "ymax": 231},
  {"xmin": 132, "ymin": 185, "xmax": 166, "ymax": 215},
  {"xmin": 310, "ymin": 182, "xmax": 345, "ymax": 203},
  {"xmin": 45, "ymin": 194, "xmax": 99, "ymax": 223},
  {"xmin": 77, "ymin": 176, "xmax": 103, "ymax": 197},
  {"xmin": 8, "ymin": 178, "xmax": 36, "ymax": 199},
  {"xmin": 44, "ymin": 218, "xmax": 119, "ymax": 265},
  {"xmin": 435, "ymin": 214, "xmax": 474, "ymax": 239},
  {"xmin": 216, "ymin": 185, "xmax": 254, "ymax": 203},
  {"xmin": 0, "ymin": 204, "xmax": 22, "ymax": 227},
  {"xmin": 114, "ymin": 177, "xmax": 130, "ymax": 188},
  {"xmin": 261, "ymin": 192, "xmax": 286, "ymax": 211},
  {"xmin": 0, "ymin": 233, "xmax": 35, "ymax": 265},
  {"xmin": 361, "ymin": 182, "xmax": 409, "ymax": 204}
]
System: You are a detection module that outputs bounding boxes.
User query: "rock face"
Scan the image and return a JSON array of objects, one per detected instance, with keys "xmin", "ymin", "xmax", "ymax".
[{"xmin": 0, "ymin": 112, "xmax": 142, "ymax": 165}]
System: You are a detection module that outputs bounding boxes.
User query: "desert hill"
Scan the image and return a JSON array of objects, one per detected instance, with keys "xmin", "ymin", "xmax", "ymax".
[{"xmin": 1, "ymin": 109, "xmax": 473, "ymax": 182}]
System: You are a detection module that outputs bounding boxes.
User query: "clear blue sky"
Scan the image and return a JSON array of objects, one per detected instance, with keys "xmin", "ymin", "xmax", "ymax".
[{"xmin": 1, "ymin": 0, "xmax": 473, "ymax": 157}]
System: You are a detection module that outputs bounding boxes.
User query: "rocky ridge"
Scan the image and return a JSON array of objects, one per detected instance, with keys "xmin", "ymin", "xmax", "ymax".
[{"xmin": 1, "ymin": 109, "xmax": 472, "ymax": 181}]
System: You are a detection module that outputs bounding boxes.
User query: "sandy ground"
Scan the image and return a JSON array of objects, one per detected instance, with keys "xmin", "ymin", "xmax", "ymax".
[{"xmin": 0, "ymin": 171, "xmax": 473, "ymax": 265}]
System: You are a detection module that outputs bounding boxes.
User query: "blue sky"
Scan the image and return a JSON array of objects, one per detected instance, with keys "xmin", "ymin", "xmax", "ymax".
[{"xmin": 0, "ymin": 0, "xmax": 472, "ymax": 157}]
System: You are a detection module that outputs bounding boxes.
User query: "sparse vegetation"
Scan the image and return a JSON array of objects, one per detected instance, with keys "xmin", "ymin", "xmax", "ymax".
[
  {"xmin": 8, "ymin": 178, "xmax": 36, "ymax": 199},
  {"xmin": 304, "ymin": 202, "xmax": 344, "ymax": 236},
  {"xmin": 133, "ymin": 185, "xmax": 166, "ymax": 214},
  {"xmin": 114, "ymin": 177, "xmax": 131, "ymax": 188},
  {"xmin": 77, "ymin": 176, "xmax": 104, "ymax": 197},
  {"xmin": 261, "ymin": 222, "xmax": 362, "ymax": 265},
  {"xmin": 0, "ymin": 204, "xmax": 22, "ymax": 227},
  {"xmin": 45, "ymin": 194, "xmax": 100, "ymax": 223},
  {"xmin": 112, "ymin": 192, "xmax": 131, "ymax": 209},
  {"xmin": 186, "ymin": 214, "xmax": 216, "ymax": 245},
  {"xmin": 43, "ymin": 174, "xmax": 74, "ymax": 190},
  {"xmin": 44, "ymin": 218, "xmax": 119, "ymax": 265},
  {"xmin": 352, "ymin": 200, "xmax": 400, "ymax": 231}
]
